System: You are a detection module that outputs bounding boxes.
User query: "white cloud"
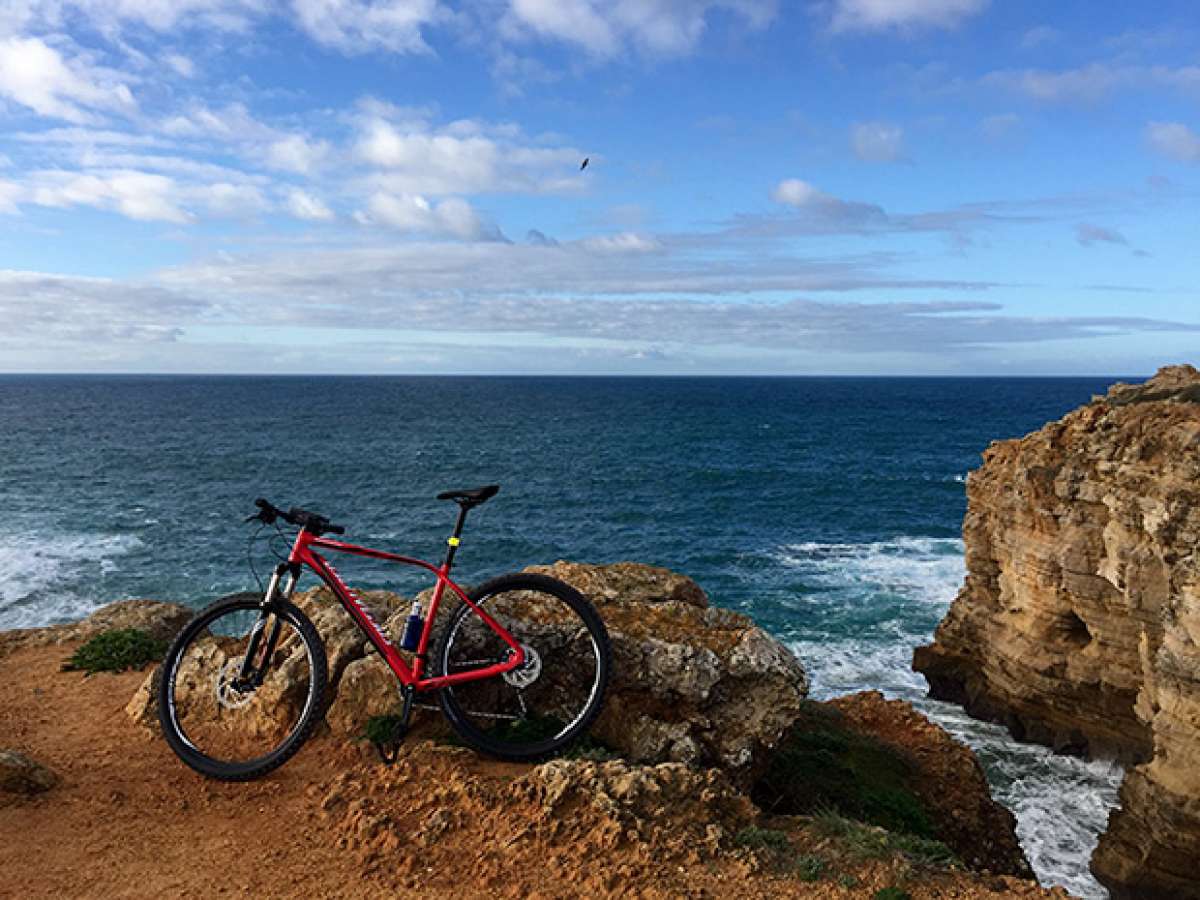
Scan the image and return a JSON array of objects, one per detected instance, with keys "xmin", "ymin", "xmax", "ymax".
[
  {"xmin": 354, "ymin": 115, "xmax": 581, "ymax": 194},
  {"xmin": 159, "ymin": 103, "xmax": 276, "ymax": 141},
  {"xmin": 1146, "ymin": 122, "xmax": 1200, "ymax": 164},
  {"xmin": 505, "ymin": 0, "xmax": 776, "ymax": 58},
  {"xmin": 851, "ymin": 121, "xmax": 904, "ymax": 162},
  {"xmin": 984, "ymin": 63, "xmax": 1200, "ymax": 103},
  {"xmin": 0, "ymin": 179, "xmax": 19, "ymax": 213},
  {"xmin": 771, "ymin": 179, "xmax": 830, "ymax": 207},
  {"xmin": 353, "ymin": 191, "xmax": 494, "ymax": 239},
  {"xmin": 290, "ymin": 0, "xmax": 445, "ymax": 54},
  {"xmin": 2, "ymin": 0, "xmax": 264, "ymax": 36},
  {"xmin": 193, "ymin": 181, "xmax": 269, "ymax": 217},
  {"xmin": 0, "ymin": 269, "xmax": 204, "ymax": 345},
  {"xmin": 0, "ymin": 36, "xmax": 135, "ymax": 123},
  {"xmin": 983, "ymin": 63, "xmax": 1122, "ymax": 103},
  {"xmin": 578, "ymin": 232, "xmax": 662, "ymax": 254},
  {"xmin": 285, "ymin": 188, "xmax": 335, "ymax": 221},
  {"xmin": 28, "ymin": 170, "xmax": 191, "ymax": 222},
  {"xmin": 827, "ymin": 0, "xmax": 987, "ymax": 32},
  {"xmin": 163, "ymin": 53, "xmax": 196, "ymax": 78},
  {"xmin": 266, "ymin": 134, "xmax": 330, "ymax": 174}
]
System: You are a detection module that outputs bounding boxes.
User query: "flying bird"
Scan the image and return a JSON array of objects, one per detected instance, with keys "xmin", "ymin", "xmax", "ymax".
[{"xmin": 580, "ymin": 157, "xmax": 589, "ymax": 171}]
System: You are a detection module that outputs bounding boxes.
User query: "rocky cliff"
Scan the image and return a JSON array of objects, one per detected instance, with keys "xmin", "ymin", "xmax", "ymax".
[
  {"xmin": 913, "ymin": 364, "xmax": 1200, "ymax": 899},
  {"xmin": 3, "ymin": 569, "xmax": 1052, "ymax": 898}
]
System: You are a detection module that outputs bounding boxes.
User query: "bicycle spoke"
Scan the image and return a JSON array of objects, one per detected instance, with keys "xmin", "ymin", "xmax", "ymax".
[
  {"xmin": 165, "ymin": 603, "xmax": 317, "ymax": 767},
  {"xmin": 440, "ymin": 583, "xmax": 605, "ymax": 752}
]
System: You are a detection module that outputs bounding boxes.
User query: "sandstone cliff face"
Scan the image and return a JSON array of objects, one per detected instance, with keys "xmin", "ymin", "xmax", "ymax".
[{"xmin": 913, "ymin": 365, "xmax": 1200, "ymax": 899}]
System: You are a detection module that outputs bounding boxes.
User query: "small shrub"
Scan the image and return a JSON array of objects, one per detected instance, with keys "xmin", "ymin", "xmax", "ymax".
[
  {"xmin": 363, "ymin": 714, "xmax": 406, "ymax": 745},
  {"xmin": 794, "ymin": 854, "xmax": 827, "ymax": 882},
  {"xmin": 752, "ymin": 702, "xmax": 935, "ymax": 838},
  {"xmin": 813, "ymin": 811, "xmax": 959, "ymax": 869},
  {"xmin": 888, "ymin": 832, "xmax": 959, "ymax": 868},
  {"xmin": 874, "ymin": 889, "xmax": 912, "ymax": 900},
  {"xmin": 733, "ymin": 826, "xmax": 790, "ymax": 852},
  {"xmin": 63, "ymin": 629, "xmax": 167, "ymax": 675},
  {"xmin": 838, "ymin": 874, "xmax": 860, "ymax": 889}
]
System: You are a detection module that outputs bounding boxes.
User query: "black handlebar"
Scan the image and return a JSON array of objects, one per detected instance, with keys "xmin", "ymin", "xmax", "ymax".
[{"xmin": 250, "ymin": 498, "xmax": 345, "ymax": 536}]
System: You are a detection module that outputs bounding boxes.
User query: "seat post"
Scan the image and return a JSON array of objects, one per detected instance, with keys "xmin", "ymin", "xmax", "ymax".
[{"xmin": 442, "ymin": 503, "xmax": 471, "ymax": 570}]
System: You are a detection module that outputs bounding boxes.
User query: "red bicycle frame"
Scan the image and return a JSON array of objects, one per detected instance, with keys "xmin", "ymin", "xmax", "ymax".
[{"xmin": 282, "ymin": 528, "xmax": 525, "ymax": 692}]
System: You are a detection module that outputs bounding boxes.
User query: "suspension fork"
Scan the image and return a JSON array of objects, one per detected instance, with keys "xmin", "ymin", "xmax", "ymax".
[{"xmin": 239, "ymin": 563, "xmax": 299, "ymax": 685}]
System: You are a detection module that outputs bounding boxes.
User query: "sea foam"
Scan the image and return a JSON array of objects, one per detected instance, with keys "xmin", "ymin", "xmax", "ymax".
[
  {"xmin": 0, "ymin": 532, "xmax": 143, "ymax": 630},
  {"xmin": 776, "ymin": 536, "xmax": 1120, "ymax": 900}
]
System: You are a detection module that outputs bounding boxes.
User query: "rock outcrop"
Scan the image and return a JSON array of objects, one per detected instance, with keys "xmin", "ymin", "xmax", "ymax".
[
  {"xmin": 912, "ymin": 365, "xmax": 1200, "ymax": 899},
  {"xmin": 832, "ymin": 692, "xmax": 1032, "ymax": 878},
  {"xmin": 752, "ymin": 692, "xmax": 1031, "ymax": 877},
  {"xmin": 525, "ymin": 561, "xmax": 809, "ymax": 778},
  {"xmin": 1, "ymin": 599, "xmax": 192, "ymax": 658}
]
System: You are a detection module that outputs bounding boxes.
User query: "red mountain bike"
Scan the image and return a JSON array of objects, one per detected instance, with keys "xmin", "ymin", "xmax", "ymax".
[{"xmin": 158, "ymin": 486, "xmax": 611, "ymax": 781}]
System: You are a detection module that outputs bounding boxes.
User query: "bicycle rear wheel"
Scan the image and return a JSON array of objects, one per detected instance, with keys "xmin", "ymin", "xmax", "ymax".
[
  {"xmin": 435, "ymin": 573, "xmax": 611, "ymax": 762},
  {"xmin": 157, "ymin": 594, "xmax": 327, "ymax": 781}
]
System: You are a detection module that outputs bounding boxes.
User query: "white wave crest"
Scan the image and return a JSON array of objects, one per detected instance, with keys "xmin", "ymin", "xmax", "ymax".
[
  {"xmin": 0, "ymin": 532, "xmax": 143, "ymax": 629},
  {"xmin": 775, "ymin": 535, "xmax": 1118, "ymax": 899},
  {"xmin": 775, "ymin": 536, "xmax": 965, "ymax": 606}
]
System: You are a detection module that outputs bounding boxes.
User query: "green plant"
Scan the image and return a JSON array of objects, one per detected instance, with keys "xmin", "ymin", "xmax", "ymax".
[
  {"xmin": 363, "ymin": 714, "xmax": 407, "ymax": 745},
  {"xmin": 837, "ymin": 874, "xmax": 859, "ymax": 889},
  {"xmin": 62, "ymin": 629, "xmax": 168, "ymax": 675},
  {"xmin": 812, "ymin": 812, "xmax": 959, "ymax": 869},
  {"xmin": 752, "ymin": 702, "xmax": 935, "ymax": 838},
  {"xmin": 887, "ymin": 832, "xmax": 959, "ymax": 868},
  {"xmin": 873, "ymin": 888, "xmax": 912, "ymax": 900},
  {"xmin": 794, "ymin": 854, "xmax": 827, "ymax": 882},
  {"xmin": 733, "ymin": 826, "xmax": 790, "ymax": 852}
]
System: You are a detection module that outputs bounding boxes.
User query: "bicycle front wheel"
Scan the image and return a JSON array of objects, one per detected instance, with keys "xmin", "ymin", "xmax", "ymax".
[
  {"xmin": 436, "ymin": 573, "xmax": 611, "ymax": 762},
  {"xmin": 157, "ymin": 594, "xmax": 327, "ymax": 781}
]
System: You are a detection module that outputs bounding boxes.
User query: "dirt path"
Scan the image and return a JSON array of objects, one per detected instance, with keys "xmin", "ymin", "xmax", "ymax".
[{"xmin": 0, "ymin": 643, "xmax": 1067, "ymax": 899}]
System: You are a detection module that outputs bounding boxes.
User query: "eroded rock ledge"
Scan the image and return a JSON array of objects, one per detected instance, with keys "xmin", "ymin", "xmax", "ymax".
[{"xmin": 913, "ymin": 364, "xmax": 1200, "ymax": 899}]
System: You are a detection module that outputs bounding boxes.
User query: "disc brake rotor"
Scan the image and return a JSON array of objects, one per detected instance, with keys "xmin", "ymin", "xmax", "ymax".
[
  {"xmin": 502, "ymin": 643, "xmax": 542, "ymax": 689},
  {"xmin": 215, "ymin": 657, "xmax": 256, "ymax": 710}
]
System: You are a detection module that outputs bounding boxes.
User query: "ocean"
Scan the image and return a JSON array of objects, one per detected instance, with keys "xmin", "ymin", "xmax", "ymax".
[{"xmin": 0, "ymin": 375, "xmax": 1124, "ymax": 897}]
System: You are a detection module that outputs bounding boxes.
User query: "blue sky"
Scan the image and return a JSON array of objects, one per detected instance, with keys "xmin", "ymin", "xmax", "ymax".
[{"xmin": 0, "ymin": 0, "xmax": 1197, "ymax": 374}]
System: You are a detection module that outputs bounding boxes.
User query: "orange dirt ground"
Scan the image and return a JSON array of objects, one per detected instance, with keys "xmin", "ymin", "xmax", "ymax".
[{"xmin": 0, "ymin": 642, "xmax": 1068, "ymax": 899}]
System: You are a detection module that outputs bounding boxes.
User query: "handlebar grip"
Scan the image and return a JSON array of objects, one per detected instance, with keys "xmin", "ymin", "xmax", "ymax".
[{"xmin": 326, "ymin": 523, "xmax": 346, "ymax": 536}]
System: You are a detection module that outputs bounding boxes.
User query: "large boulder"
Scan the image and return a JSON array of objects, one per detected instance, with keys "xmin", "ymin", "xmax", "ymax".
[
  {"xmin": 135, "ymin": 563, "xmax": 806, "ymax": 780},
  {"xmin": 128, "ymin": 588, "xmax": 406, "ymax": 735},
  {"xmin": 525, "ymin": 561, "xmax": 808, "ymax": 779}
]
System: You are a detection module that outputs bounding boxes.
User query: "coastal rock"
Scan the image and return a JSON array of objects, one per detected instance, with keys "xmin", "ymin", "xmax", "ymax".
[
  {"xmin": 125, "ymin": 588, "xmax": 406, "ymax": 734},
  {"xmin": 516, "ymin": 756, "xmax": 755, "ymax": 851},
  {"xmin": 325, "ymin": 655, "xmax": 405, "ymax": 737},
  {"xmin": 0, "ymin": 749, "xmax": 58, "ymax": 797},
  {"xmin": 325, "ymin": 560, "xmax": 808, "ymax": 776},
  {"xmin": 290, "ymin": 587, "xmax": 407, "ymax": 701},
  {"xmin": 324, "ymin": 740, "xmax": 754, "ymax": 868},
  {"xmin": 1, "ymin": 599, "xmax": 192, "ymax": 658},
  {"xmin": 830, "ymin": 692, "xmax": 1032, "ymax": 877},
  {"xmin": 911, "ymin": 365, "xmax": 1200, "ymax": 898},
  {"xmin": 526, "ymin": 561, "xmax": 809, "ymax": 778}
]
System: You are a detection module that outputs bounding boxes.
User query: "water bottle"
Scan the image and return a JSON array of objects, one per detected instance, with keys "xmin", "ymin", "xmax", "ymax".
[{"xmin": 400, "ymin": 600, "xmax": 424, "ymax": 652}]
